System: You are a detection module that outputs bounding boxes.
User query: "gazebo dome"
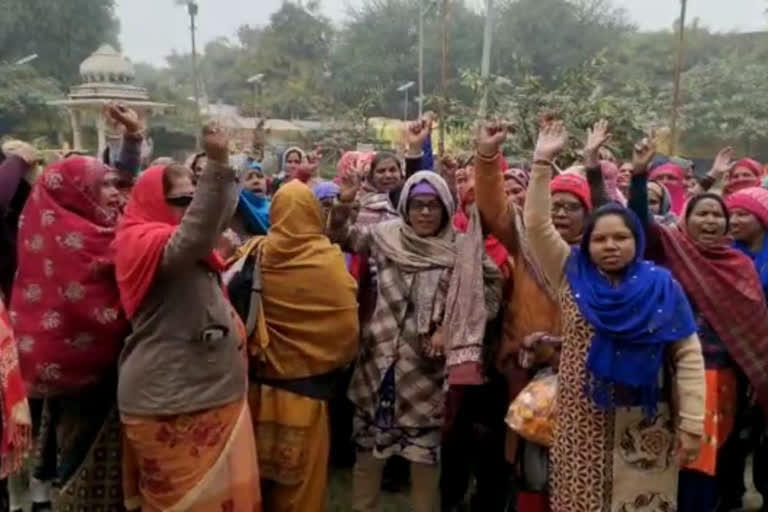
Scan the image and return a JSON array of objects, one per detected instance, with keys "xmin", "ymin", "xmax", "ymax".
[{"xmin": 79, "ymin": 44, "xmax": 135, "ymax": 84}]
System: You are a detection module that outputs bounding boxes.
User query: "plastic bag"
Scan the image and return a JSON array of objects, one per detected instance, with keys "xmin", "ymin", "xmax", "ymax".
[{"xmin": 506, "ymin": 372, "xmax": 557, "ymax": 447}]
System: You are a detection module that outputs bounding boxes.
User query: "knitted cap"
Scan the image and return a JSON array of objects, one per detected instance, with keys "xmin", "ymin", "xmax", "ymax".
[
  {"xmin": 551, "ymin": 173, "xmax": 592, "ymax": 212},
  {"xmin": 726, "ymin": 186, "xmax": 768, "ymax": 228}
]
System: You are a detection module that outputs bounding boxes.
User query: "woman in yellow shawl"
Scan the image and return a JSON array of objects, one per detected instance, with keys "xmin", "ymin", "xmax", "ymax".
[{"xmin": 235, "ymin": 180, "xmax": 359, "ymax": 512}]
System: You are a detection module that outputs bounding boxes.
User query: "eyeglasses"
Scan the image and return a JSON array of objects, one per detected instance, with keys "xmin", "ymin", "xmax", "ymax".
[
  {"xmin": 551, "ymin": 202, "xmax": 583, "ymax": 214},
  {"xmin": 167, "ymin": 195, "xmax": 194, "ymax": 207},
  {"xmin": 409, "ymin": 201, "xmax": 443, "ymax": 214}
]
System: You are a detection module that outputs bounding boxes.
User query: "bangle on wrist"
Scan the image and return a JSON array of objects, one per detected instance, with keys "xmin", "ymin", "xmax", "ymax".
[
  {"xmin": 476, "ymin": 149, "xmax": 499, "ymax": 160},
  {"xmin": 533, "ymin": 159, "xmax": 553, "ymax": 168}
]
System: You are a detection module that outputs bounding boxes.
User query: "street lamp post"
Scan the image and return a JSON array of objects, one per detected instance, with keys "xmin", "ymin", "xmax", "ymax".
[
  {"xmin": 184, "ymin": 1, "xmax": 202, "ymax": 147},
  {"xmin": 418, "ymin": 0, "xmax": 438, "ymax": 119},
  {"xmin": 479, "ymin": 0, "xmax": 494, "ymax": 117},
  {"xmin": 398, "ymin": 81, "xmax": 415, "ymax": 121},
  {"xmin": 670, "ymin": 0, "xmax": 687, "ymax": 155}
]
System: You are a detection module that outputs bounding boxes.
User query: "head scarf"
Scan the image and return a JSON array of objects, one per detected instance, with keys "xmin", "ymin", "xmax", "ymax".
[
  {"xmin": 551, "ymin": 173, "xmax": 592, "ymax": 211},
  {"xmin": 599, "ymin": 161, "xmax": 627, "ymax": 205},
  {"xmin": 113, "ymin": 166, "xmax": 225, "ymax": 319},
  {"xmin": 648, "ymin": 181, "xmax": 678, "ymax": 226},
  {"xmin": 311, "ymin": 181, "xmax": 339, "ymax": 202},
  {"xmin": 505, "ymin": 167, "xmax": 529, "ymax": 189},
  {"xmin": 237, "ymin": 190, "xmax": 271, "ymax": 236},
  {"xmin": 337, "ymin": 151, "xmax": 376, "ymax": 182},
  {"xmin": 657, "ymin": 194, "xmax": 768, "ymax": 416},
  {"xmin": 281, "ymin": 146, "xmax": 305, "ymax": 174},
  {"xmin": 727, "ymin": 187, "xmax": 768, "ymax": 296},
  {"xmin": 372, "ymin": 171, "xmax": 502, "ymax": 384},
  {"xmin": 566, "ymin": 204, "xmax": 696, "ymax": 412},
  {"xmin": 250, "ymin": 180, "xmax": 359, "ymax": 378},
  {"xmin": 10, "ymin": 157, "xmax": 128, "ymax": 396},
  {"xmin": 454, "ymin": 172, "xmax": 510, "ymax": 269},
  {"xmin": 726, "ymin": 158, "xmax": 763, "ymax": 196},
  {"xmin": 409, "ymin": 181, "xmax": 439, "ymax": 198},
  {"xmin": 0, "ymin": 301, "xmax": 30, "ymax": 478},
  {"xmin": 650, "ymin": 163, "xmax": 687, "ymax": 216}
]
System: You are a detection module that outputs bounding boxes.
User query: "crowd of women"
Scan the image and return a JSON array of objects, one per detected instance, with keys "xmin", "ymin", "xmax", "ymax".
[{"xmin": 0, "ymin": 100, "xmax": 767, "ymax": 512}]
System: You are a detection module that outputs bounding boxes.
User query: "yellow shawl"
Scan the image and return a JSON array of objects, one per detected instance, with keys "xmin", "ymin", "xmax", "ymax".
[{"xmin": 249, "ymin": 180, "xmax": 359, "ymax": 379}]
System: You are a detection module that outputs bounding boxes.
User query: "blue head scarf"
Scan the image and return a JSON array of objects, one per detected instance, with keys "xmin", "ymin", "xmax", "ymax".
[
  {"xmin": 312, "ymin": 181, "xmax": 340, "ymax": 201},
  {"xmin": 237, "ymin": 163, "xmax": 271, "ymax": 236},
  {"xmin": 565, "ymin": 204, "xmax": 697, "ymax": 413}
]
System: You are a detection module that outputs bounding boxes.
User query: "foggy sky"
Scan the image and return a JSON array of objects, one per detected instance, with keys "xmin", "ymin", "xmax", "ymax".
[{"xmin": 116, "ymin": 0, "xmax": 767, "ymax": 67}]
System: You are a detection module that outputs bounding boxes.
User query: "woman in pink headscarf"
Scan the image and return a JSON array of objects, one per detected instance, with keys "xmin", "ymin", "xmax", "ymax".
[
  {"xmin": 650, "ymin": 163, "xmax": 688, "ymax": 216},
  {"xmin": 726, "ymin": 158, "xmax": 763, "ymax": 196}
]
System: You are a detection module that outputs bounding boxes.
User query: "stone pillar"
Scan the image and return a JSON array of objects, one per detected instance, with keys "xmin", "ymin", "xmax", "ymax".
[
  {"xmin": 96, "ymin": 112, "xmax": 107, "ymax": 158},
  {"xmin": 69, "ymin": 109, "xmax": 83, "ymax": 150}
]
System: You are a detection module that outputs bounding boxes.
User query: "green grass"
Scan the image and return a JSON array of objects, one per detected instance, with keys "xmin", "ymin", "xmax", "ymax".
[{"xmin": 327, "ymin": 467, "xmax": 411, "ymax": 511}]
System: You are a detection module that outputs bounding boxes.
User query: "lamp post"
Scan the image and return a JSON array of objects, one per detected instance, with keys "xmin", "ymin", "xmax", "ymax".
[
  {"xmin": 670, "ymin": 0, "xmax": 687, "ymax": 155},
  {"xmin": 398, "ymin": 81, "xmax": 415, "ymax": 121},
  {"xmin": 418, "ymin": 0, "xmax": 438, "ymax": 118},
  {"xmin": 479, "ymin": 0, "xmax": 494, "ymax": 117},
  {"xmin": 178, "ymin": 0, "xmax": 202, "ymax": 146}
]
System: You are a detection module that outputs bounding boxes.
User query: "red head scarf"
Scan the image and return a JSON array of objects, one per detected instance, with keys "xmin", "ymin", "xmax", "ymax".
[
  {"xmin": 726, "ymin": 158, "xmax": 763, "ymax": 196},
  {"xmin": 650, "ymin": 163, "xmax": 687, "ymax": 215},
  {"xmin": 10, "ymin": 157, "xmax": 128, "ymax": 396},
  {"xmin": 551, "ymin": 173, "xmax": 592, "ymax": 211},
  {"xmin": 113, "ymin": 166, "xmax": 224, "ymax": 319}
]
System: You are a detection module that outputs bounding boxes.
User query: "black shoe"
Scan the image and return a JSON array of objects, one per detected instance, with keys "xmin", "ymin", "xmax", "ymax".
[{"xmin": 31, "ymin": 502, "xmax": 52, "ymax": 512}]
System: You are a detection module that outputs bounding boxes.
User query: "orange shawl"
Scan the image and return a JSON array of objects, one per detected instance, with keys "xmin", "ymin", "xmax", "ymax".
[{"xmin": 250, "ymin": 180, "xmax": 359, "ymax": 378}]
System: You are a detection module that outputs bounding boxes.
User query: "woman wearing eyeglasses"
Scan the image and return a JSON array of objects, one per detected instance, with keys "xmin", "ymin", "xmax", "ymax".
[{"xmin": 113, "ymin": 123, "xmax": 261, "ymax": 511}]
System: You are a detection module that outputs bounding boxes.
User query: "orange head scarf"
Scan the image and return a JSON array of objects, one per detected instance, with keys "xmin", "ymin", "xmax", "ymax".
[{"xmin": 252, "ymin": 180, "xmax": 359, "ymax": 379}]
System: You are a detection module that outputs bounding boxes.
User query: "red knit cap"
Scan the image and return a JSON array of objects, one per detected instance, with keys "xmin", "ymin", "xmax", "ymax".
[
  {"xmin": 551, "ymin": 173, "xmax": 592, "ymax": 212},
  {"xmin": 726, "ymin": 186, "xmax": 768, "ymax": 228}
]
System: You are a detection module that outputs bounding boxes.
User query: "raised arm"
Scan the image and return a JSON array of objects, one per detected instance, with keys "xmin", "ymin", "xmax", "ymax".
[
  {"xmin": 583, "ymin": 119, "xmax": 612, "ymax": 209},
  {"xmin": 390, "ymin": 120, "xmax": 429, "ymax": 206},
  {"xmin": 693, "ymin": 147, "xmax": 733, "ymax": 196},
  {"xmin": 627, "ymin": 136, "xmax": 667, "ymax": 263},
  {"xmin": 523, "ymin": 121, "xmax": 571, "ymax": 287},
  {"xmin": 103, "ymin": 102, "xmax": 145, "ymax": 188},
  {"xmin": 328, "ymin": 169, "xmax": 373, "ymax": 254},
  {"xmin": 474, "ymin": 121, "xmax": 520, "ymax": 255},
  {"xmin": 162, "ymin": 123, "xmax": 238, "ymax": 270}
]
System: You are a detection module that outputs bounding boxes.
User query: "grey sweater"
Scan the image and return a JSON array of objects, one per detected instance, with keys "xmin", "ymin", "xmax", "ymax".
[{"xmin": 118, "ymin": 160, "xmax": 246, "ymax": 415}]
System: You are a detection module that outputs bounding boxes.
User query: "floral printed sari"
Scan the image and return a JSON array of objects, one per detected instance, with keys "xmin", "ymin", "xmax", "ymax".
[{"xmin": 122, "ymin": 398, "xmax": 261, "ymax": 512}]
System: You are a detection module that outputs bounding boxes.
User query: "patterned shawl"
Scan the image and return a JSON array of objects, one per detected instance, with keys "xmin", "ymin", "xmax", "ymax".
[
  {"xmin": 372, "ymin": 171, "xmax": 502, "ymax": 384},
  {"xmin": 10, "ymin": 157, "xmax": 129, "ymax": 396},
  {"xmin": 657, "ymin": 203, "xmax": 768, "ymax": 416}
]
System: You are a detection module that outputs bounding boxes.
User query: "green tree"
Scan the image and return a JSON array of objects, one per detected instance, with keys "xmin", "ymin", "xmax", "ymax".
[
  {"xmin": 0, "ymin": 0, "xmax": 120, "ymax": 85},
  {"xmin": 493, "ymin": 0, "xmax": 632, "ymax": 84}
]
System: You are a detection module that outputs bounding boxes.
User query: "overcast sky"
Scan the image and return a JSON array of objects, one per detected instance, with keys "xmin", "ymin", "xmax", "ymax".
[{"xmin": 116, "ymin": 0, "xmax": 767, "ymax": 67}]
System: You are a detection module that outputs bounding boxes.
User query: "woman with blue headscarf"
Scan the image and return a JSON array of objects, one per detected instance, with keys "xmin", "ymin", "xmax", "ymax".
[
  {"xmin": 235, "ymin": 162, "xmax": 271, "ymax": 237},
  {"xmin": 524, "ymin": 122, "xmax": 705, "ymax": 512}
]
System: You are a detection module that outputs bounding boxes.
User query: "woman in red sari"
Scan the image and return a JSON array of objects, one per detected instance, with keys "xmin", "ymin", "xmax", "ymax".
[{"xmin": 10, "ymin": 155, "xmax": 129, "ymax": 510}]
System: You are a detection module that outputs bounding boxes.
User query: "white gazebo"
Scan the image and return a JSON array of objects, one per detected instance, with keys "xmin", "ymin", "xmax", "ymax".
[{"xmin": 49, "ymin": 44, "xmax": 171, "ymax": 156}]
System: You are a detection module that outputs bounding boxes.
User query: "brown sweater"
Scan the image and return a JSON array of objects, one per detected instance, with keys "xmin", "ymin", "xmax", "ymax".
[
  {"xmin": 474, "ymin": 154, "xmax": 561, "ymax": 397},
  {"xmin": 118, "ymin": 160, "xmax": 246, "ymax": 416},
  {"xmin": 523, "ymin": 163, "xmax": 705, "ymax": 434}
]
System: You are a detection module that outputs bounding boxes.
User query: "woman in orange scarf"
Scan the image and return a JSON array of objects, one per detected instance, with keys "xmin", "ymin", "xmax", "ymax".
[{"xmin": 233, "ymin": 180, "xmax": 359, "ymax": 512}]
